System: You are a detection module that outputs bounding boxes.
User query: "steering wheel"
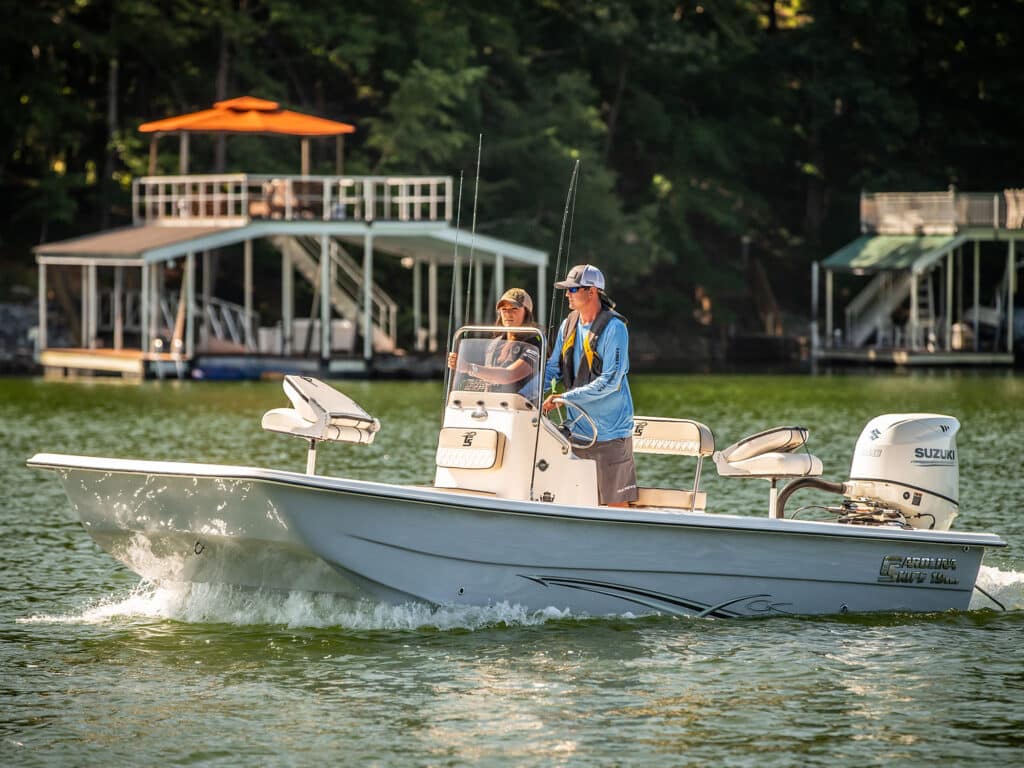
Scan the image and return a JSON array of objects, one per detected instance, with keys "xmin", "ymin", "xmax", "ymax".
[{"xmin": 547, "ymin": 397, "xmax": 598, "ymax": 450}]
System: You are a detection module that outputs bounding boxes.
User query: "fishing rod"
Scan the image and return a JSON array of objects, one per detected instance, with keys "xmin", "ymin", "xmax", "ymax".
[
  {"xmin": 463, "ymin": 134, "xmax": 483, "ymax": 328},
  {"xmin": 529, "ymin": 158, "xmax": 581, "ymax": 502},
  {"xmin": 441, "ymin": 171, "xmax": 465, "ymax": 395},
  {"xmin": 544, "ymin": 159, "xmax": 581, "ymax": 348},
  {"xmin": 442, "ymin": 135, "xmax": 482, "ymax": 402}
]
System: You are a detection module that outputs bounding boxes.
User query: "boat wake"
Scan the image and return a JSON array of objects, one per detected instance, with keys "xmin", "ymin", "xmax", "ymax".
[
  {"xmin": 970, "ymin": 565, "xmax": 1024, "ymax": 611},
  {"xmin": 19, "ymin": 581, "xmax": 580, "ymax": 631},
  {"xmin": 20, "ymin": 565, "xmax": 1023, "ymax": 631}
]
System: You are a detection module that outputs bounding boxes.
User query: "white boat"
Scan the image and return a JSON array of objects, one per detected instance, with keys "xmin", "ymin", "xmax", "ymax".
[{"xmin": 28, "ymin": 326, "xmax": 1006, "ymax": 617}]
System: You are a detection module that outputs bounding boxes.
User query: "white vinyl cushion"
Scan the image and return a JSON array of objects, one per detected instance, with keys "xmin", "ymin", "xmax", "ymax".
[
  {"xmin": 436, "ymin": 428, "xmax": 505, "ymax": 470},
  {"xmin": 714, "ymin": 451, "xmax": 822, "ymax": 478},
  {"xmin": 261, "ymin": 375, "xmax": 380, "ymax": 444},
  {"xmin": 719, "ymin": 426, "xmax": 808, "ymax": 463},
  {"xmin": 632, "ymin": 417, "xmax": 715, "ymax": 457}
]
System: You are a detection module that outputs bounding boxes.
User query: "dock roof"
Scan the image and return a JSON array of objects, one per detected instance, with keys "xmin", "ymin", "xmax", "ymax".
[
  {"xmin": 138, "ymin": 96, "xmax": 355, "ymax": 137},
  {"xmin": 33, "ymin": 222, "xmax": 546, "ymax": 269},
  {"xmin": 821, "ymin": 234, "xmax": 961, "ymax": 274}
]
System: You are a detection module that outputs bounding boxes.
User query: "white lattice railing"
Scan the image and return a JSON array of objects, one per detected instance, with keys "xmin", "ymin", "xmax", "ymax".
[
  {"xmin": 861, "ymin": 189, "xmax": 1024, "ymax": 234},
  {"xmin": 132, "ymin": 174, "xmax": 454, "ymax": 226}
]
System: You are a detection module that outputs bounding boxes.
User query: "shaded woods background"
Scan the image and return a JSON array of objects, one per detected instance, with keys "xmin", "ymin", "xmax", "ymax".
[{"xmin": 3, "ymin": 0, "xmax": 1023, "ymax": 353}]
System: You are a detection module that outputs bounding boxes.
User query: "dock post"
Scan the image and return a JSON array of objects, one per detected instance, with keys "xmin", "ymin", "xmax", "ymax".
[
  {"xmin": 428, "ymin": 258, "xmax": 438, "ymax": 353},
  {"xmin": 1008, "ymin": 240, "xmax": 1016, "ymax": 353},
  {"xmin": 282, "ymin": 249, "xmax": 293, "ymax": 355},
  {"xmin": 201, "ymin": 251, "xmax": 212, "ymax": 350},
  {"xmin": 810, "ymin": 261, "xmax": 819, "ymax": 357},
  {"xmin": 37, "ymin": 263, "xmax": 47, "ymax": 356},
  {"xmin": 909, "ymin": 271, "xmax": 919, "ymax": 350},
  {"xmin": 321, "ymin": 234, "xmax": 331, "ymax": 363},
  {"xmin": 945, "ymin": 250, "xmax": 953, "ymax": 351},
  {"xmin": 363, "ymin": 231, "xmax": 374, "ymax": 361},
  {"xmin": 89, "ymin": 263, "xmax": 98, "ymax": 349},
  {"xmin": 179, "ymin": 134, "xmax": 189, "ymax": 175},
  {"xmin": 140, "ymin": 262, "xmax": 150, "ymax": 353},
  {"xmin": 494, "ymin": 253, "xmax": 505, "ymax": 301},
  {"xmin": 80, "ymin": 265, "xmax": 89, "ymax": 347},
  {"xmin": 973, "ymin": 241, "xmax": 980, "ymax": 351},
  {"xmin": 185, "ymin": 253, "xmax": 195, "ymax": 359},
  {"xmin": 113, "ymin": 266, "xmax": 123, "ymax": 350},
  {"xmin": 824, "ymin": 269, "xmax": 833, "ymax": 348},
  {"xmin": 244, "ymin": 240, "xmax": 253, "ymax": 350},
  {"xmin": 413, "ymin": 259, "xmax": 423, "ymax": 351}
]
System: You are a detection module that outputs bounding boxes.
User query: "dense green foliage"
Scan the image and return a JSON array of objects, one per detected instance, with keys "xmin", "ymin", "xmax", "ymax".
[{"xmin": 3, "ymin": 0, "xmax": 1023, "ymax": 333}]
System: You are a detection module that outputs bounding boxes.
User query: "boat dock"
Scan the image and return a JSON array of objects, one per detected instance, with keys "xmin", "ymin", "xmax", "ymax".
[
  {"xmin": 34, "ymin": 173, "xmax": 548, "ymax": 379},
  {"xmin": 812, "ymin": 189, "xmax": 1022, "ymax": 366},
  {"xmin": 33, "ymin": 97, "xmax": 548, "ymax": 380}
]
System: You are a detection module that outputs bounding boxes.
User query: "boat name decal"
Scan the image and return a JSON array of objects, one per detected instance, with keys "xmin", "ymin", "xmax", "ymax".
[{"xmin": 878, "ymin": 555, "xmax": 959, "ymax": 585}]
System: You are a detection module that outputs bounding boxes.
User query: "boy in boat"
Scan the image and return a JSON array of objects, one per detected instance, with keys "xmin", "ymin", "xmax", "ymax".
[{"xmin": 542, "ymin": 264, "xmax": 638, "ymax": 507}]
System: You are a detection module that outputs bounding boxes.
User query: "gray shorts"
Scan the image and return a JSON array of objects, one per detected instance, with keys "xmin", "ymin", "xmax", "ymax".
[{"xmin": 574, "ymin": 436, "xmax": 638, "ymax": 505}]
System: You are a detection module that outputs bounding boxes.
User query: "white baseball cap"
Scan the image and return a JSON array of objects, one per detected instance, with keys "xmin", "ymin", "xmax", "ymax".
[{"xmin": 554, "ymin": 264, "xmax": 605, "ymax": 290}]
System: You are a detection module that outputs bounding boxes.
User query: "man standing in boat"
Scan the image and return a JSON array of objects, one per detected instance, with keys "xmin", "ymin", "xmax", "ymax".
[{"xmin": 542, "ymin": 264, "xmax": 638, "ymax": 507}]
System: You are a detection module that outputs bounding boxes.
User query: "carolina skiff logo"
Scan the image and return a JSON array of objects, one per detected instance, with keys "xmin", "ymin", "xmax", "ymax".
[
  {"xmin": 461, "ymin": 431, "xmax": 477, "ymax": 447},
  {"xmin": 878, "ymin": 555, "xmax": 959, "ymax": 585},
  {"xmin": 634, "ymin": 421, "xmax": 647, "ymax": 437}
]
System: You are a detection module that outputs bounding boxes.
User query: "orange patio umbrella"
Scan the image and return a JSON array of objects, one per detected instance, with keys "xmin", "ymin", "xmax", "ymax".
[{"xmin": 139, "ymin": 96, "xmax": 356, "ymax": 175}]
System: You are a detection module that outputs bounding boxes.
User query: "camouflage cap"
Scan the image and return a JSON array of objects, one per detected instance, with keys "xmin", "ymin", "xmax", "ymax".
[{"xmin": 495, "ymin": 287, "xmax": 534, "ymax": 313}]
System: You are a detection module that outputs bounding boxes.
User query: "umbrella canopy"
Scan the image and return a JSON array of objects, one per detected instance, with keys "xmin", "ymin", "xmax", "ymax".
[
  {"xmin": 139, "ymin": 96, "xmax": 355, "ymax": 137},
  {"xmin": 139, "ymin": 96, "xmax": 355, "ymax": 175}
]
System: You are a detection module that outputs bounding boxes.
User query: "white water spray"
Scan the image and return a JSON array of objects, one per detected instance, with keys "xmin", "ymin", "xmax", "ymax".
[{"xmin": 20, "ymin": 581, "xmax": 578, "ymax": 631}]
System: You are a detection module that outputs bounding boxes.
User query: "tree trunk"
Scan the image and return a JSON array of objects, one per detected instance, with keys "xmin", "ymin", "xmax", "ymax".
[
  {"xmin": 101, "ymin": 56, "xmax": 119, "ymax": 230},
  {"xmin": 214, "ymin": 21, "xmax": 230, "ymax": 172},
  {"xmin": 603, "ymin": 58, "xmax": 629, "ymax": 164},
  {"xmin": 802, "ymin": 127, "xmax": 826, "ymax": 247}
]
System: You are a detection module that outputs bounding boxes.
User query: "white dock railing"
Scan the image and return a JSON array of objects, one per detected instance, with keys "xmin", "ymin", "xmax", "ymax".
[
  {"xmin": 861, "ymin": 189, "xmax": 1024, "ymax": 234},
  {"xmin": 132, "ymin": 174, "xmax": 454, "ymax": 226}
]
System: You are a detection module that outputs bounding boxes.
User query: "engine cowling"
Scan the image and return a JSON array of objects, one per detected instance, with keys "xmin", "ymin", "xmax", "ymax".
[{"xmin": 845, "ymin": 414, "xmax": 959, "ymax": 530}]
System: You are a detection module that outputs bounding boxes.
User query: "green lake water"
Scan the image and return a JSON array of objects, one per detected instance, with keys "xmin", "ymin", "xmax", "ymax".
[{"xmin": 2, "ymin": 373, "xmax": 1023, "ymax": 766}]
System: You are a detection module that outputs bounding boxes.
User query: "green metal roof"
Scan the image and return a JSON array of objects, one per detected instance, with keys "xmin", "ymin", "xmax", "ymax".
[{"xmin": 821, "ymin": 235, "xmax": 957, "ymax": 273}]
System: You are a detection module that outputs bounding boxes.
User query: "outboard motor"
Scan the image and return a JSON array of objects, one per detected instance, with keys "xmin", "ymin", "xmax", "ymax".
[
  {"xmin": 844, "ymin": 414, "xmax": 959, "ymax": 530},
  {"xmin": 777, "ymin": 414, "xmax": 959, "ymax": 530}
]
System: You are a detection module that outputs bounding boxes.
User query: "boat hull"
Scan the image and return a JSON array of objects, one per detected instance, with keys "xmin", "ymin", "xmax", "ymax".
[{"xmin": 31, "ymin": 454, "xmax": 1005, "ymax": 617}]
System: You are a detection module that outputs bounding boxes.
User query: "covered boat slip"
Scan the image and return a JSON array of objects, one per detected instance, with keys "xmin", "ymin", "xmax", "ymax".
[
  {"xmin": 33, "ymin": 174, "xmax": 548, "ymax": 379},
  {"xmin": 812, "ymin": 189, "xmax": 1023, "ymax": 366}
]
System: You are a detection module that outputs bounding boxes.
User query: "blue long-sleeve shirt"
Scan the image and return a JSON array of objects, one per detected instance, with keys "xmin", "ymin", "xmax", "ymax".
[{"xmin": 543, "ymin": 315, "xmax": 634, "ymax": 442}]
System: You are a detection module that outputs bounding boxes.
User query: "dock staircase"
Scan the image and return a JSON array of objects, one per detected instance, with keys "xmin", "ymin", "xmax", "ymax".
[
  {"xmin": 912, "ymin": 273, "xmax": 937, "ymax": 349},
  {"xmin": 843, "ymin": 270, "xmax": 937, "ymax": 348},
  {"xmin": 97, "ymin": 290, "xmax": 256, "ymax": 352},
  {"xmin": 271, "ymin": 235, "xmax": 398, "ymax": 353}
]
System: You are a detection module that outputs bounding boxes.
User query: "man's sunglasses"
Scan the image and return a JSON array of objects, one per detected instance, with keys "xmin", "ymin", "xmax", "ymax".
[{"xmin": 566, "ymin": 286, "xmax": 590, "ymax": 293}]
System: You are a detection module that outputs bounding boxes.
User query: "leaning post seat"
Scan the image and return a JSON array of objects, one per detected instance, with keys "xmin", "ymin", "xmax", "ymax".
[
  {"xmin": 713, "ymin": 426, "xmax": 822, "ymax": 518},
  {"xmin": 262, "ymin": 375, "xmax": 380, "ymax": 474},
  {"xmin": 630, "ymin": 416, "xmax": 715, "ymax": 512}
]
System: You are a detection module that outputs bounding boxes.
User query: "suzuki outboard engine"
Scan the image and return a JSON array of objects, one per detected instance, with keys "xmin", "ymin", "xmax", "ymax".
[
  {"xmin": 777, "ymin": 414, "xmax": 960, "ymax": 530},
  {"xmin": 844, "ymin": 414, "xmax": 959, "ymax": 530}
]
